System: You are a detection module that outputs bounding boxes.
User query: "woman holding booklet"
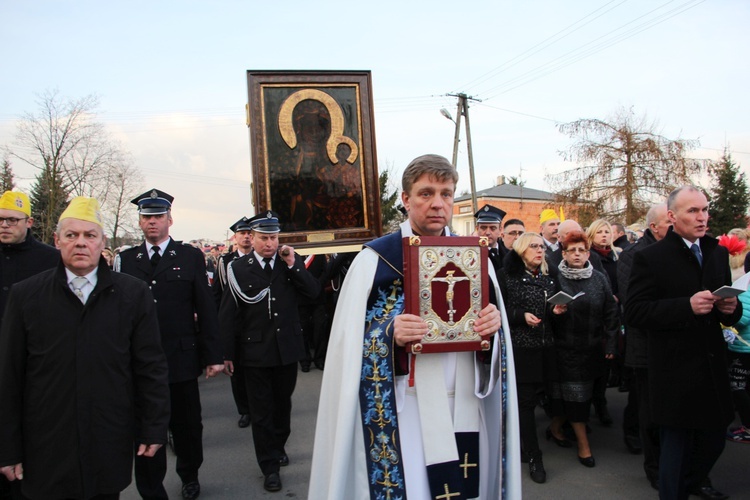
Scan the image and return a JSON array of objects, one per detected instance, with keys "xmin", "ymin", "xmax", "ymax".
[
  {"xmin": 551, "ymin": 230, "xmax": 620, "ymax": 467},
  {"xmin": 498, "ymin": 232, "xmax": 566, "ymax": 484}
]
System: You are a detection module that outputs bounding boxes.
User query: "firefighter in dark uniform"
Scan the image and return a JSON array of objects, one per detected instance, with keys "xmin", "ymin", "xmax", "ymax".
[
  {"xmin": 115, "ymin": 189, "xmax": 224, "ymax": 500},
  {"xmin": 0, "ymin": 191, "xmax": 60, "ymax": 500},
  {"xmin": 474, "ymin": 204, "xmax": 507, "ymax": 274},
  {"xmin": 213, "ymin": 216, "xmax": 253, "ymax": 429},
  {"xmin": 218, "ymin": 211, "xmax": 320, "ymax": 493}
]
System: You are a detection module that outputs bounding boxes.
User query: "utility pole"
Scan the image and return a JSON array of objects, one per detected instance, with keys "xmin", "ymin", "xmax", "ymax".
[{"xmin": 444, "ymin": 93, "xmax": 482, "ymax": 213}]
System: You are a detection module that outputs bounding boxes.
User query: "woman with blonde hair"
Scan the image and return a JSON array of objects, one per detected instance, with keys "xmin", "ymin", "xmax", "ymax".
[
  {"xmin": 585, "ymin": 219, "xmax": 622, "ymax": 424},
  {"xmin": 498, "ymin": 232, "xmax": 566, "ymax": 484}
]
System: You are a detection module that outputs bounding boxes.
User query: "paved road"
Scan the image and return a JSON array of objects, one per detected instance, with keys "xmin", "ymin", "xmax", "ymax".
[{"xmin": 122, "ymin": 368, "xmax": 748, "ymax": 499}]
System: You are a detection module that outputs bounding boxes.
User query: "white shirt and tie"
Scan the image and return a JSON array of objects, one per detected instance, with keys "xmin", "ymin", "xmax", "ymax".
[
  {"xmin": 147, "ymin": 240, "xmax": 169, "ymax": 261},
  {"xmin": 66, "ymin": 268, "xmax": 98, "ymax": 304}
]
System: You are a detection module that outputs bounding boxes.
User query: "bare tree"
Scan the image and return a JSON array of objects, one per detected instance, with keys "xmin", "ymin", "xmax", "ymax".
[
  {"xmin": 99, "ymin": 159, "xmax": 144, "ymax": 249},
  {"xmin": 5, "ymin": 89, "xmax": 132, "ymax": 242},
  {"xmin": 549, "ymin": 107, "xmax": 703, "ymax": 225}
]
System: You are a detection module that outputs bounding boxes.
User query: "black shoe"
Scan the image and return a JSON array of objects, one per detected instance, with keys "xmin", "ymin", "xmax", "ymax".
[
  {"xmin": 618, "ymin": 382, "xmax": 630, "ymax": 393},
  {"xmin": 237, "ymin": 414, "xmax": 251, "ymax": 428},
  {"xmin": 279, "ymin": 454, "xmax": 289, "ymax": 467},
  {"xmin": 546, "ymin": 426, "xmax": 572, "ymax": 448},
  {"xmin": 264, "ymin": 472, "xmax": 282, "ymax": 492},
  {"xmin": 314, "ymin": 361, "xmax": 325, "ymax": 370},
  {"xmin": 624, "ymin": 434, "xmax": 642, "ymax": 454},
  {"xmin": 595, "ymin": 404, "xmax": 613, "ymax": 426},
  {"xmin": 578, "ymin": 455, "xmax": 596, "ymax": 468},
  {"xmin": 649, "ymin": 477, "xmax": 659, "ymax": 491},
  {"xmin": 528, "ymin": 455, "xmax": 546, "ymax": 484},
  {"xmin": 300, "ymin": 363, "xmax": 311, "ymax": 373},
  {"xmin": 181, "ymin": 481, "xmax": 200, "ymax": 499},
  {"xmin": 688, "ymin": 485, "xmax": 728, "ymax": 500}
]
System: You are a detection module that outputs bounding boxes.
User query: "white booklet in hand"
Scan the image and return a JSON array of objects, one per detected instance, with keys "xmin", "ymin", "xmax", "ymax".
[
  {"xmin": 547, "ymin": 291, "xmax": 585, "ymax": 305},
  {"xmin": 712, "ymin": 271, "xmax": 750, "ymax": 298}
]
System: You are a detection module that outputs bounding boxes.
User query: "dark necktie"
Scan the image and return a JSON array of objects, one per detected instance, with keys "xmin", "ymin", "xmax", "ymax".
[
  {"xmin": 263, "ymin": 257, "xmax": 273, "ymax": 276},
  {"xmin": 690, "ymin": 243, "xmax": 703, "ymax": 267},
  {"xmin": 490, "ymin": 248, "xmax": 499, "ymax": 258},
  {"xmin": 151, "ymin": 247, "xmax": 161, "ymax": 269}
]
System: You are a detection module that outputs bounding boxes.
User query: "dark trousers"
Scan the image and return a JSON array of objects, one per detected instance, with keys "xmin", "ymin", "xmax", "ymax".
[
  {"xmin": 299, "ymin": 303, "xmax": 328, "ymax": 366},
  {"xmin": 517, "ymin": 382, "xmax": 548, "ymax": 456},
  {"xmin": 622, "ymin": 376, "xmax": 639, "ymax": 436},
  {"xmin": 658, "ymin": 426, "xmax": 725, "ymax": 500},
  {"xmin": 244, "ymin": 363, "xmax": 298, "ymax": 475},
  {"xmin": 230, "ymin": 346, "xmax": 249, "ymax": 415},
  {"xmin": 634, "ymin": 367, "xmax": 660, "ymax": 482},
  {"xmin": 135, "ymin": 379, "xmax": 203, "ymax": 499}
]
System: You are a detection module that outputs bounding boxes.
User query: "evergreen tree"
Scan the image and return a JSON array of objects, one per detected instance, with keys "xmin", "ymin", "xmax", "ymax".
[
  {"xmin": 0, "ymin": 159, "xmax": 14, "ymax": 192},
  {"xmin": 709, "ymin": 150, "xmax": 750, "ymax": 235},
  {"xmin": 29, "ymin": 166, "xmax": 68, "ymax": 244},
  {"xmin": 379, "ymin": 167, "xmax": 402, "ymax": 233}
]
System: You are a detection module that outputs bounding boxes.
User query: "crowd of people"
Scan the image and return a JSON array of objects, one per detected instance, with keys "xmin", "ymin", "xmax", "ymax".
[{"xmin": 0, "ymin": 154, "xmax": 748, "ymax": 500}]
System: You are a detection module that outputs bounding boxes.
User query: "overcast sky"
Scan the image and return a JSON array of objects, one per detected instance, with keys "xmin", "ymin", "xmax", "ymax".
[{"xmin": 1, "ymin": 0, "xmax": 748, "ymax": 241}]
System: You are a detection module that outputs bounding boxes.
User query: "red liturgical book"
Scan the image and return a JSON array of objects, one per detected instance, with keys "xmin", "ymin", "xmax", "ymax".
[{"xmin": 402, "ymin": 235, "xmax": 491, "ymax": 354}]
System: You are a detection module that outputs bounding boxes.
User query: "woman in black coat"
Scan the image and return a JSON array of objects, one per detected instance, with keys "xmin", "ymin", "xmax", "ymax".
[
  {"xmin": 552, "ymin": 230, "xmax": 619, "ymax": 468},
  {"xmin": 498, "ymin": 232, "xmax": 566, "ymax": 484}
]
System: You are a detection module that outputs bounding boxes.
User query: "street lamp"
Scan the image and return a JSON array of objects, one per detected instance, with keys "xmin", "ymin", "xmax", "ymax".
[{"xmin": 440, "ymin": 100, "xmax": 477, "ymax": 213}]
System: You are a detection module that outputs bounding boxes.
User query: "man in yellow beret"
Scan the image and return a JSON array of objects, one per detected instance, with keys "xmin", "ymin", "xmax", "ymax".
[
  {"xmin": 539, "ymin": 208, "xmax": 561, "ymax": 260},
  {"xmin": 0, "ymin": 196, "xmax": 170, "ymax": 500},
  {"xmin": 0, "ymin": 191, "xmax": 60, "ymax": 499},
  {"xmin": 0, "ymin": 191, "xmax": 60, "ymax": 317}
]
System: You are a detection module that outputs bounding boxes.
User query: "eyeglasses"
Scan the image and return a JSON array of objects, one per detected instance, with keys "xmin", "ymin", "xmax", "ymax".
[
  {"xmin": 564, "ymin": 248, "xmax": 589, "ymax": 254},
  {"xmin": 528, "ymin": 243, "xmax": 544, "ymax": 250},
  {"xmin": 506, "ymin": 231, "xmax": 524, "ymax": 236},
  {"xmin": 0, "ymin": 217, "xmax": 27, "ymax": 227}
]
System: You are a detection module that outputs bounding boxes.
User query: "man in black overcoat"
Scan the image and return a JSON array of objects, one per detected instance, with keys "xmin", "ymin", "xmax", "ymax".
[
  {"xmin": 625, "ymin": 186, "xmax": 741, "ymax": 500},
  {"xmin": 116, "ymin": 189, "xmax": 224, "ymax": 500},
  {"xmin": 219, "ymin": 211, "xmax": 319, "ymax": 493},
  {"xmin": 618, "ymin": 203, "xmax": 671, "ymax": 486},
  {"xmin": 0, "ymin": 197, "xmax": 169, "ymax": 500},
  {"xmin": 0, "ymin": 191, "xmax": 60, "ymax": 500}
]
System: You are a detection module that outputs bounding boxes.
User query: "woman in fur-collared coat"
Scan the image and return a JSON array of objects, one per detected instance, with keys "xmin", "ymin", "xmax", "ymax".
[{"xmin": 498, "ymin": 232, "xmax": 566, "ymax": 484}]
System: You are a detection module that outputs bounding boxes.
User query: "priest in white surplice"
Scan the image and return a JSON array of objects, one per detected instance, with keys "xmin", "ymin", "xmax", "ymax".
[{"xmin": 309, "ymin": 154, "xmax": 521, "ymax": 499}]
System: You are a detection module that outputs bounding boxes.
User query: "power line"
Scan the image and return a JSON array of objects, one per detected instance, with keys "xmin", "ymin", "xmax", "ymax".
[
  {"xmin": 475, "ymin": 102, "xmax": 560, "ymax": 124},
  {"xmin": 479, "ymin": 0, "xmax": 704, "ymax": 99},
  {"xmin": 458, "ymin": 0, "xmax": 627, "ymax": 93}
]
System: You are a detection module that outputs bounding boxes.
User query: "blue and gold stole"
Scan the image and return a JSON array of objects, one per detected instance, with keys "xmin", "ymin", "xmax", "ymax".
[{"xmin": 359, "ymin": 231, "xmax": 407, "ymax": 500}]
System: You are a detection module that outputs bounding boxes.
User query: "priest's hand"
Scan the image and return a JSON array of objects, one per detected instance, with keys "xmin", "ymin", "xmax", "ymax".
[
  {"xmin": 474, "ymin": 304, "xmax": 501, "ymax": 337},
  {"xmin": 0, "ymin": 463, "xmax": 22, "ymax": 481},
  {"xmin": 394, "ymin": 313, "xmax": 428, "ymax": 347},
  {"xmin": 223, "ymin": 360, "xmax": 234, "ymax": 376}
]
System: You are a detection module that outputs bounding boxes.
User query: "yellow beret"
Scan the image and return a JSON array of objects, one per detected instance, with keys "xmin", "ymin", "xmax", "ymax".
[
  {"xmin": 539, "ymin": 209, "xmax": 559, "ymax": 225},
  {"xmin": 0, "ymin": 191, "xmax": 31, "ymax": 216},
  {"xmin": 59, "ymin": 197, "xmax": 103, "ymax": 228}
]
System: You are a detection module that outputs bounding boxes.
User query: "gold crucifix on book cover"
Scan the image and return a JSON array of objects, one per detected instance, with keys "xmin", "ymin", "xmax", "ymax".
[{"xmin": 403, "ymin": 235, "xmax": 491, "ymax": 354}]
